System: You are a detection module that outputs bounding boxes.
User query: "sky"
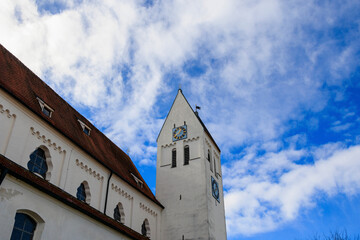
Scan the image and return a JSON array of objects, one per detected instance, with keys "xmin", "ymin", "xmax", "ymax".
[{"xmin": 1, "ymin": 0, "xmax": 360, "ymax": 239}]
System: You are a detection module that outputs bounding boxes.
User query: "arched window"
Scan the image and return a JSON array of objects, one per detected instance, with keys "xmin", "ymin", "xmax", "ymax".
[
  {"xmin": 184, "ymin": 145, "xmax": 189, "ymax": 165},
  {"xmin": 10, "ymin": 213, "xmax": 36, "ymax": 240},
  {"xmin": 114, "ymin": 202, "xmax": 125, "ymax": 224},
  {"xmin": 207, "ymin": 149, "xmax": 211, "ymax": 162},
  {"xmin": 209, "ymin": 150, "xmax": 213, "ymax": 172},
  {"xmin": 141, "ymin": 218, "xmax": 150, "ymax": 237},
  {"xmin": 28, "ymin": 148, "xmax": 48, "ymax": 178},
  {"xmin": 171, "ymin": 148, "xmax": 176, "ymax": 168},
  {"xmin": 77, "ymin": 183, "xmax": 86, "ymax": 202},
  {"xmin": 76, "ymin": 181, "xmax": 91, "ymax": 204}
]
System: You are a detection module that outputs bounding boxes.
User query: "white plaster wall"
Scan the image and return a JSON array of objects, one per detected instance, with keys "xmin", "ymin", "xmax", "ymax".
[
  {"xmin": 156, "ymin": 91, "xmax": 211, "ymax": 240},
  {"xmin": 105, "ymin": 174, "xmax": 162, "ymax": 239},
  {"xmin": 0, "ymin": 176, "xmax": 131, "ymax": 240},
  {"xmin": 0, "ymin": 90, "xmax": 108, "ymax": 210},
  {"xmin": 107, "ymin": 177, "xmax": 134, "ymax": 227},
  {"xmin": 132, "ymin": 197, "xmax": 158, "ymax": 239},
  {"xmin": 0, "ymin": 100, "xmax": 16, "ymax": 156},
  {"xmin": 156, "ymin": 91, "xmax": 227, "ymax": 240},
  {"xmin": 184, "ymin": 137, "xmax": 201, "ymax": 162},
  {"xmin": 0, "ymin": 90, "xmax": 69, "ymax": 187},
  {"xmin": 205, "ymin": 137, "xmax": 227, "ymax": 240},
  {"xmin": 64, "ymin": 150, "xmax": 107, "ymax": 209},
  {"xmin": 0, "ymin": 89, "xmax": 163, "ymax": 238}
]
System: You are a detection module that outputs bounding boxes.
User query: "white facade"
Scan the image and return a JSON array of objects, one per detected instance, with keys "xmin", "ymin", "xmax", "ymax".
[
  {"xmin": 0, "ymin": 87, "xmax": 161, "ymax": 239},
  {"xmin": 156, "ymin": 90, "xmax": 227, "ymax": 240},
  {"xmin": 1, "ymin": 176, "xmax": 132, "ymax": 240}
]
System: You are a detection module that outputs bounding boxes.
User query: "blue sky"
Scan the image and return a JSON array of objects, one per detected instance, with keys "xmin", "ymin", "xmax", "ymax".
[{"xmin": 1, "ymin": 0, "xmax": 360, "ymax": 239}]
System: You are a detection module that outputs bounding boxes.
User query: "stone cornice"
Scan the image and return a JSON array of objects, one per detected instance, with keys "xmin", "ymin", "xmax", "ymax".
[
  {"xmin": 161, "ymin": 142, "xmax": 176, "ymax": 148},
  {"xmin": 0, "ymin": 103, "xmax": 16, "ymax": 118},
  {"xmin": 140, "ymin": 202, "xmax": 158, "ymax": 217},
  {"xmin": 111, "ymin": 183, "xmax": 133, "ymax": 200},
  {"xmin": 30, "ymin": 127, "xmax": 65, "ymax": 154},
  {"xmin": 75, "ymin": 159, "xmax": 104, "ymax": 181},
  {"xmin": 184, "ymin": 136, "xmax": 199, "ymax": 143}
]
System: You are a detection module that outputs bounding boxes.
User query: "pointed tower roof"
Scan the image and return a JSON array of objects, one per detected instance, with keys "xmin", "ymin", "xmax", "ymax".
[{"xmin": 157, "ymin": 88, "xmax": 220, "ymax": 152}]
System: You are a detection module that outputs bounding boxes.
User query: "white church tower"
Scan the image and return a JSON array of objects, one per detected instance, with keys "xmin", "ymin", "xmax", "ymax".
[{"xmin": 156, "ymin": 89, "xmax": 227, "ymax": 240}]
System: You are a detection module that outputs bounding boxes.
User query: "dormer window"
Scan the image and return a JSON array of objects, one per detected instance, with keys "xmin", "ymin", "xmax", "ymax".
[
  {"xmin": 131, "ymin": 173, "xmax": 144, "ymax": 188},
  {"xmin": 42, "ymin": 106, "xmax": 52, "ymax": 117},
  {"xmin": 36, "ymin": 97, "xmax": 54, "ymax": 117},
  {"xmin": 83, "ymin": 126, "xmax": 90, "ymax": 135},
  {"xmin": 77, "ymin": 119, "xmax": 91, "ymax": 136}
]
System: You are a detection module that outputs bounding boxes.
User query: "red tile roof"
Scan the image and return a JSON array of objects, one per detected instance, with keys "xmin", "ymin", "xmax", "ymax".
[
  {"xmin": 0, "ymin": 154, "xmax": 148, "ymax": 240},
  {"xmin": 0, "ymin": 44, "xmax": 162, "ymax": 208}
]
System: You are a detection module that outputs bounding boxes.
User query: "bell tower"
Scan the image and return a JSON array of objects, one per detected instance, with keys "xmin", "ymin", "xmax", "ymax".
[{"xmin": 156, "ymin": 89, "xmax": 227, "ymax": 240}]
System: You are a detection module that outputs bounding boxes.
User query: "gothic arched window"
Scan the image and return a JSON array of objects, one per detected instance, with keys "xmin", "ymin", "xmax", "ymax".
[
  {"xmin": 184, "ymin": 145, "xmax": 189, "ymax": 165},
  {"xmin": 76, "ymin": 181, "xmax": 91, "ymax": 204},
  {"xmin": 114, "ymin": 203, "xmax": 125, "ymax": 224},
  {"xmin": 172, "ymin": 148, "xmax": 176, "ymax": 168},
  {"xmin": 28, "ymin": 148, "xmax": 48, "ymax": 178},
  {"xmin": 141, "ymin": 218, "xmax": 150, "ymax": 237},
  {"xmin": 10, "ymin": 213, "xmax": 36, "ymax": 240},
  {"xmin": 77, "ymin": 183, "xmax": 86, "ymax": 202}
]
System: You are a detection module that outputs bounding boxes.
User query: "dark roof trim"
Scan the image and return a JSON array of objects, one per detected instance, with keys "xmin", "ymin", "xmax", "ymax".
[
  {"xmin": 195, "ymin": 113, "xmax": 221, "ymax": 153},
  {"xmin": 156, "ymin": 89, "xmax": 221, "ymax": 152},
  {"xmin": 0, "ymin": 154, "xmax": 149, "ymax": 240}
]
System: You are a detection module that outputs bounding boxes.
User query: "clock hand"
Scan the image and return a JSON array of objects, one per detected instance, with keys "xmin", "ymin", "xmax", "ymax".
[{"xmin": 175, "ymin": 128, "xmax": 181, "ymax": 135}]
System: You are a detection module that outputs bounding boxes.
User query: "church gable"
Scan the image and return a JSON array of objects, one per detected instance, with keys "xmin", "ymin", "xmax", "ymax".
[
  {"xmin": 157, "ymin": 89, "xmax": 203, "ymax": 145},
  {"xmin": 157, "ymin": 89, "xmax": 220, "ymax": 153}
]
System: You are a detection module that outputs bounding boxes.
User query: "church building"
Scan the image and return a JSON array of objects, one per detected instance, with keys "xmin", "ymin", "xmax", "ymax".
[{"xmin": 0, "ymin": 44, "xmax": 226, "ymax": 240}]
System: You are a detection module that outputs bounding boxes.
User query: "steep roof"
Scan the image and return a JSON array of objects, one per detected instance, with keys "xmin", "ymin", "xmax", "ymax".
[
  {"xmin": 0, "ymin": 44, "xmax": 162, "ymax": 208},
  {"xmin": 157, "ymin": 89, "xmax": 221, "ymax": 152}
]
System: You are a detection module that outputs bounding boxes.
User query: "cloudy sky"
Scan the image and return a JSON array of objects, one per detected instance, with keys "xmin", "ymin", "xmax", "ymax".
[{"xmin": 1, "ymin": 0, "xmax": 360, "ymax": 239}]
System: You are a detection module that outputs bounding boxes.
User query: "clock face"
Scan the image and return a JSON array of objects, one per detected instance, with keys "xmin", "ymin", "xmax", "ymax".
[
  {"xmin": 172, "ymin": 125, "xmax": 187, "ymax": 141},
  {"xmin": 211, "ymin": 176, "xmax": 220, "ymax": 202}
]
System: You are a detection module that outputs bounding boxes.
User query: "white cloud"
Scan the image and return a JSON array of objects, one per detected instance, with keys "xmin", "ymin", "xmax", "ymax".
[
  {"xmin": 1, "ymin": 0, "xmax": 357, "ymax": 155},
  {"xmin": 1, "ymin": 0, "xmax": 359, "ymax": 238},
  {"xmin": 139, "ymin": 158, "xmax": 156, "ymax": 167},
  {"xmin": 224, "ymin": 144, "xmax": 360, "ymax": 236},
  {"xmin": 331, "ymin": 122, "xmax": 353, "ymax": 132}
]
